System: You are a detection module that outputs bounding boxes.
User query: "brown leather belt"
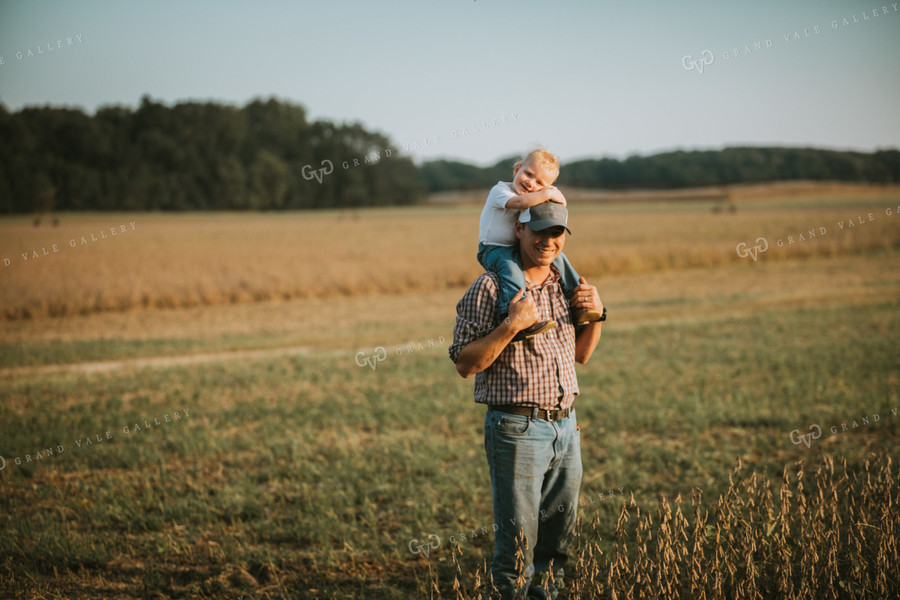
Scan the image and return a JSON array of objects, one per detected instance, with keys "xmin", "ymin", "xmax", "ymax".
[{"xmin": 488, "ymin": 404, "xmax": 572, "ymax": 422}]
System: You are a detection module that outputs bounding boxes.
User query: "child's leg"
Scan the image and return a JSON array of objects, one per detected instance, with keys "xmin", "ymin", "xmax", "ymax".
[
  {"xmin": 552, "ymin": 252, "xmax": 581, "ymax": 299},
  {"xmin": 478, "ymin": 243, "xmax": 527, "ymax": 316}
]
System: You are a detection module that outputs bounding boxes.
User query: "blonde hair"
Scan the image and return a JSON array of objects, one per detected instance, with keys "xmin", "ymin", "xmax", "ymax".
[{"xmin": 517, "ymin": 148, "xmax": 560, "ymax": 180}]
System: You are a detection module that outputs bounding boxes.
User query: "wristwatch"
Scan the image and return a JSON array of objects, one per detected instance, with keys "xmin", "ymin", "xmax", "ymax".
[{"xmin": 599, "ymin": 307, "xmax": 607, "ymax": 322}]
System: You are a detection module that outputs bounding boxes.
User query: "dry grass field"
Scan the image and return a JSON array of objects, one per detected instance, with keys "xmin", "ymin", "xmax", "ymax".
[
  {"xmin": 2, "ymin": 182, "xmax": 899, "ymax": 321},
  {"xmin": 1, "ymin": 182, "xmax": 899, "ymax": 599}
]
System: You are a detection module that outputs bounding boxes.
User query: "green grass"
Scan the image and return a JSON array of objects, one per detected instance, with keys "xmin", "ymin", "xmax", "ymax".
[
  {"xmin": 2, "ymin": 295, "xmax": 898, "ymax": 598},
  {"xmin": 0, "ymin": 332, "xmax": 304, "ymax": 369}
]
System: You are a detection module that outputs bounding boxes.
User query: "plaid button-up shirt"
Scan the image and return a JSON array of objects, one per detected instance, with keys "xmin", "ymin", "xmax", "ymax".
[{"xmin": 449, "ymin": 269, "xmax": 579, "ymax": 410}]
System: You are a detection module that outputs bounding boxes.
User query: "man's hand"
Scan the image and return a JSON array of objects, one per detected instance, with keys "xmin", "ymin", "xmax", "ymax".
[
  {"xmin": 571, "ymin": 276, "xmax": 603, "ymax": 364},
  {"xmin": 505, "ymin": 287, "xmax": 538, "ymax": 332},
  {"xmin": 455, "ymin": 287, "xmax": 538, "ymax": 378},
  {"xmin": 570, "ymin": 276, "xmax": 602, "ymax": 313},
  {"xmin": 545, "ymin": 186, "xmax": 567, "ymax": 206}
]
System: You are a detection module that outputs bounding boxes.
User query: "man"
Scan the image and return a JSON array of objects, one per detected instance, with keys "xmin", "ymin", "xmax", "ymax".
[{"xmin": 449, "ymin": 201, "xmax": 604, "ymax": 599}]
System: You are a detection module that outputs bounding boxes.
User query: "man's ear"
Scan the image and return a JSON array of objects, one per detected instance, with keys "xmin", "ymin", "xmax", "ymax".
[{"xmin": 514, "ymin": 221, "xmax": 524, "ymax": 239}]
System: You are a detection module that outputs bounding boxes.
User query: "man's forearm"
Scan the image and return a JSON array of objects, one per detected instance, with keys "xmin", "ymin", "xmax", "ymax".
[
  {"xmin": 574, "ymin": 322, "xmax": 602, "ymax": 364},
  {"xmin": 455, "ymin": 321, "xmax": 519, "ymax": 378}
]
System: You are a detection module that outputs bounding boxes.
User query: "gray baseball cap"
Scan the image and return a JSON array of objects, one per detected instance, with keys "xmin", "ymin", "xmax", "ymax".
[{"xmin": 519, "ymin": 201, "xmax": 572, "ymax": 234}]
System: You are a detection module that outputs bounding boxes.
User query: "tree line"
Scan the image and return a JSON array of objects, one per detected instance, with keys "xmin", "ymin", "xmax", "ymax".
[
  {"xmin": 421, "ymin": 147, "xmax": 900, "ymax": 193},
  {"xmin": 0, "ymin": 96, "xmax": 423, "ymax": 213},
  {"xmin": 0, "ymin": 96, "xmax": 897, "ymax": 213}
]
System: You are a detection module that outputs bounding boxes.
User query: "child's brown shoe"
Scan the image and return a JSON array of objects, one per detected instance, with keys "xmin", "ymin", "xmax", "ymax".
[
  {"xmin": 574, "ymin": 308, "xmax": 603, "ymax": 324},
  {"xmin": 512, "ymin": 319, "xmax": 557, "ymax": 342}
]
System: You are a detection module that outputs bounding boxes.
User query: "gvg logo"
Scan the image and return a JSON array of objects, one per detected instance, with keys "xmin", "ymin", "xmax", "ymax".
[
  {"xmin": 355, "ymin": 336, "xmax": 446, "ymax": 371},
  {"xmin": 355, "ymin": 346, "xmax": 387, "ymax": 371},
  {"xmin": 736, "ymin": 237, "xmax": 769, "ymax": 261},
  {"xmin": 301, "ymin": 159, "xmax": 334, "ymax": 184},
  {"xmin": 682, "ymin": 50, "xmax": 715, "ymax": 74},
  {"xmin": 408, "ymin": 534, "xmax": 441, "ymax": 558},
  {"xmin": 789, "ymin": 424, "xmax": 822, "ymax": 448}
]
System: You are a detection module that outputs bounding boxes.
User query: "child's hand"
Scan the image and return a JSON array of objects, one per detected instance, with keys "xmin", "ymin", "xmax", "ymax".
[{"xmin": 546, "ymin": 186, "xmax": 567, "ymax": 206}]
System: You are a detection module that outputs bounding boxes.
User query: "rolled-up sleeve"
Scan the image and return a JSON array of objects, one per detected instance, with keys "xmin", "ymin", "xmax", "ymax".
[{"xmin": 449, "ymin": 273, "xmax": 500, "ymax": 364}]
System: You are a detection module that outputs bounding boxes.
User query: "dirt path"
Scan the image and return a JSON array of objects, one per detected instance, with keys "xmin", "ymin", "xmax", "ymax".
[{"xmin": 0, "ymin": 345, "xmax": 323, "ymax": 378}]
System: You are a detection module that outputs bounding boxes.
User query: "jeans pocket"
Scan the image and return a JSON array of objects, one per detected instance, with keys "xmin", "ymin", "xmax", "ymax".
[{"xmin": 494, "ymin": 414, "xmax": 531, "ymax": 437}]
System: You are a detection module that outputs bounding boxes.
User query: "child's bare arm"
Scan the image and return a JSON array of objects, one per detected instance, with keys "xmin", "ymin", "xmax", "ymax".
[{"xmin": 504, "ymin": 186, "xmax": 567, "ymax": 210}]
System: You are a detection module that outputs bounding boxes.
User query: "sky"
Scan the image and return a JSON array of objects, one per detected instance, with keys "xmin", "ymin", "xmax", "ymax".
[{"xmin": 0, "ymin": 0, "xmax": 898, "ymax": 166}]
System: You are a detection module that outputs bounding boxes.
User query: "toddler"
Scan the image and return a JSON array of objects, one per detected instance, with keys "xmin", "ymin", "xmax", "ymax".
[{"xmin": 477, "ymin": 148, "xmax": 601, "ymax": 341}]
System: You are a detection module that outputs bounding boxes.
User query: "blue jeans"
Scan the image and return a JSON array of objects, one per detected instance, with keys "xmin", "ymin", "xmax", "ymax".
[
  {"xmin": 478, "ymin": 243, "xmax": 581, "ymax": 316},
  {"xmin": 483, "ymin": 409, "xmax": 582, "ymax": 599}
]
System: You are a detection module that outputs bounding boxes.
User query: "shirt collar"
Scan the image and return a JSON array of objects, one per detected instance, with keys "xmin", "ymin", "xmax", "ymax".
[{"xmin": 525, "ymin": 266, "xmax": 561, "ymax": 290}]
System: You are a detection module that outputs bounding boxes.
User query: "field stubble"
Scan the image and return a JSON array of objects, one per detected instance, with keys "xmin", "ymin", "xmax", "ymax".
[{"xmin": 2, "ymin": 183, "xmax": 900, "ymax": 321}]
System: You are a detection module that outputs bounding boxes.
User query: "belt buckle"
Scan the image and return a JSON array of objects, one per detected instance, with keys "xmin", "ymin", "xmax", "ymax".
[{"xmin": 546, "ymin": 409, "xmax": 555, "ymax": 422}]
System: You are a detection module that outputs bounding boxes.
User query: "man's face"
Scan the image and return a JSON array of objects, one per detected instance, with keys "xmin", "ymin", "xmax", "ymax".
[
  {"xmin": 512, "ymin": 159, "xmax": 557, "ymax": 195},
  {"xmin": 516, "ymin": 222, "xmax": 566, "ymax": 268}
]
